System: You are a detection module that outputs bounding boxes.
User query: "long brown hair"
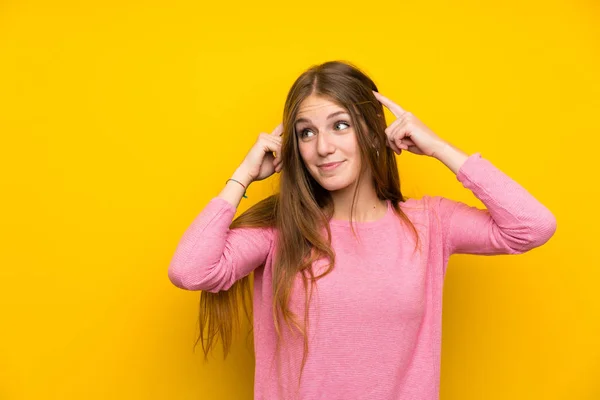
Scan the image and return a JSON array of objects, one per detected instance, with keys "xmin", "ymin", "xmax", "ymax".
[{"xmin": 196, "ymin": 60, "xmax": 420, "ymax": 385}]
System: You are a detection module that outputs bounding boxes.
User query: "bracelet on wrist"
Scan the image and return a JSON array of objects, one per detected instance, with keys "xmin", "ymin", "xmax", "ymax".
[{"xmin": 226, "ymin": 178, "xmax": 248, "ymax": 198}]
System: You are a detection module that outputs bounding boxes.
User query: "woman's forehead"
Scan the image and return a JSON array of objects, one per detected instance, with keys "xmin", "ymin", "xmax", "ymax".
[{"xmin": 296, "ymin": 96, "xmax": 348, "ymax": 121}]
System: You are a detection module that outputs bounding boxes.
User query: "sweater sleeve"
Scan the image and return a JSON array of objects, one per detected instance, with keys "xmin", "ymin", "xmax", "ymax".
[
  {"xmin": 435, "ymin": 152, "xmax": 557, "ymax": 256},
  {"xmin": 168, "ymin": 197, "xmax": 274, "ymax": 292}
]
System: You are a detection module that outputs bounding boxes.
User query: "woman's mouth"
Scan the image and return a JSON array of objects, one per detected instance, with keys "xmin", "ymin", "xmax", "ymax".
[{"xmin": 318, "ymin": 161, "xmax": 344, "ymax": 171}]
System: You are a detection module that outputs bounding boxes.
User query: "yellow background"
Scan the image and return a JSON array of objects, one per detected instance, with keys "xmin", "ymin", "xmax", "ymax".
[{"xmin": 1, "ymin": 0, "xmax": 598, "ymax": 398}]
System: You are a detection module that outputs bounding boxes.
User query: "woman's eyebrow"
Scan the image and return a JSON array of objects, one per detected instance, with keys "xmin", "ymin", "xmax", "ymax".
[{"xmin": 295, "ymin": 110, "xmax": 349, "ymax": 125}]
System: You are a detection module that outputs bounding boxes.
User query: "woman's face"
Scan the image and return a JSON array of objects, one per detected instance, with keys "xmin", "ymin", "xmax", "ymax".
[{"xmin": 294, "ymin": 94, "xmax": 363, "ymax": 192}]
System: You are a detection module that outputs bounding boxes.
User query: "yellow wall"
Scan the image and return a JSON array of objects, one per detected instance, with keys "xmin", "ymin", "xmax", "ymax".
[{"xmin": 1, "ymin": 0, "xmax": 598, "ymax": 398}]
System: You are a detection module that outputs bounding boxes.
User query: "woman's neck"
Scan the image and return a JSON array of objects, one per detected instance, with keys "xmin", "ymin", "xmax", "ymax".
[{"xmin": 329, "ymin": 176, "xmax": 387, "ymax": 222}]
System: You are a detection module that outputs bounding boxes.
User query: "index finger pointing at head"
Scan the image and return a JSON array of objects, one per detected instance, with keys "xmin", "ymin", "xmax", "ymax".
[
  {"xmin": 271, "ymin": 123, "xmax": 284, "ymax": 136},
  {"xmin": 373, "ymin": 91, "xmax": 406, "ymax": 118}
]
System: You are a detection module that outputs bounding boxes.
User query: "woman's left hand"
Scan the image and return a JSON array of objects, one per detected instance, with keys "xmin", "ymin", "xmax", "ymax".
[{"xmin": 373, "ymin": 91, "xmax": 448, "ymax": 158}]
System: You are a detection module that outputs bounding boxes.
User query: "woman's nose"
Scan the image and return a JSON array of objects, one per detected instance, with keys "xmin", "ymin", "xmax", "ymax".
[{"xmin": 316, "ymin": 131, "xmax": 335, "ymax": 156}]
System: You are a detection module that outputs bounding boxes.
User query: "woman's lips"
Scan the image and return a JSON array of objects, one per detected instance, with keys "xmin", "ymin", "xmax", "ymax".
[{"xmin": 318, "ymin": 161, "xmax": 344, "ymax": 171}]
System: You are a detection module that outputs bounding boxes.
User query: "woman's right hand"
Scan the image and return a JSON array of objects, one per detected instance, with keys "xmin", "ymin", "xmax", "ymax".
[{"xmin": 235, "ymin": 123, "xmax": 284, "ymax": 185}]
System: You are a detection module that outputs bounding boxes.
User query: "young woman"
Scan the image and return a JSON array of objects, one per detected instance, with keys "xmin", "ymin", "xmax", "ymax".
[{"xmin": 168, "ymin": 61, "xmax": 557, "ymax": 399}]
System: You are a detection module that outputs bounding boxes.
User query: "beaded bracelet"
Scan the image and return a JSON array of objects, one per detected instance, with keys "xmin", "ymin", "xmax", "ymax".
[{"xmin": 226, "ymin": 178, "xmax": 248, "ymax": 198}]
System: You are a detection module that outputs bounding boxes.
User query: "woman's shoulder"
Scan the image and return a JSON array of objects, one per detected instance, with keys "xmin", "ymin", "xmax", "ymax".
[
  {"xmin": 398, "ymin": 195, "xmax": 438, "ymax": 210},
  {"xmin": 396, "ymin": 195, "xmax": 458, "ymax": 218}
]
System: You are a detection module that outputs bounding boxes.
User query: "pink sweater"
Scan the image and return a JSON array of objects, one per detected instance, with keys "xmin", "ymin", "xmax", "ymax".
[{"xmin": 168, "ymin": 153, "xmax": 556, "ymax": 399}]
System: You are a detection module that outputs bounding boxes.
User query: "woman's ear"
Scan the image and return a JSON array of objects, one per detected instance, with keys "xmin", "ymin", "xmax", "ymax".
[{"xmin": 371, "ymin": 137, "xmax": 380, "ymax": 150}]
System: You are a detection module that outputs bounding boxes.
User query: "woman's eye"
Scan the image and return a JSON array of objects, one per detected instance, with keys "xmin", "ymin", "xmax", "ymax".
[
  {"xmin": 300, "ymin": 128, "xmax": 314, "ymax": 138},
  {"xmin": 298, "ymin": 121, "xmax": 349, "ymax": 138},
  {"xmin": 335, "ymin": 121, "xmax": 350, "ymax": 130}
]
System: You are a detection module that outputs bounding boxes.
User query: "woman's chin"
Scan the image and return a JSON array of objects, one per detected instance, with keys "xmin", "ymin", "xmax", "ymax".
[{"xmin": 317, "ymin": 178, "xmax": 354, "ymax": 193}]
